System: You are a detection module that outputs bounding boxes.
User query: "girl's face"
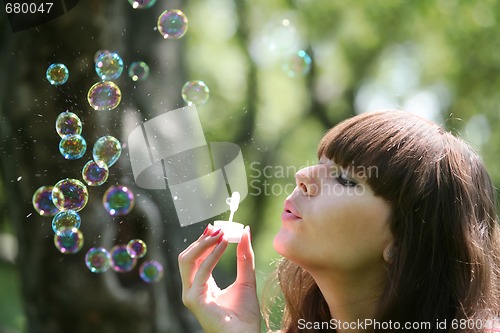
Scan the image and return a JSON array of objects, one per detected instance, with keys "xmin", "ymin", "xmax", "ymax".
[{"xmin": 273, "ymin": 157, "xmax": 393, "ymax": 274}]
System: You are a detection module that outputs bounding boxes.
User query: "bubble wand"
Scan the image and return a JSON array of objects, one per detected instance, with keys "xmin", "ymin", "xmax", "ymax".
[{"xmin": 213, "ymin": 191, "xmax": 244, "ymax": 243}]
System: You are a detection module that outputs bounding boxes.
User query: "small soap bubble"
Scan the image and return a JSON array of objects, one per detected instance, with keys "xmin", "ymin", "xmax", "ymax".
[
  {"xmin": 82, "ymin": 160, "xmax": 109, "ymax": 186},
  {"xmin": 52, "ymin": 210, "xmax": 81, "ymax": 233},
  {"xmin": 85, "ymin": 247, "xmax": 111, "ymax": 273},
  {"xmin": 103, "ymin": 185, "xmax": 135, "ymax": 216},
  {"xmin": 126, "ymin": 239, "xmax": 147, "ymax": 258},
  {"xmin": 110, "ymin": 245, "xmax": 137, "ymax": 272},
  {"xmin": 46, "ymin": 63, "xmax": 69, "ymax": 85},
  {"xmin": 181, "ymin": 80, "xmax": 210, "ymax": 105},
  {"xmin": 95, "ymin": 52, "xmax": 124, "ymax": 80},
  {"xmin": 59, "ymin": 134, "xmax": 87, "ymax": 160},
  {"xmin": 139, "ymin": 260, "xmax": 164, "ymax": 283},
  {"xmin": 32, "ymin": 186, "xmax": 59, "ymax": 216},
  {"xmin": 87, "ymin": 81, "xmax": 122, "ymax": 111},
  {"xmin": 93, "ymin": 135, "xmax": 122, "ymax": 168},
  {"xmin": 52, "ymin": 178, "xmax": 89, "ymax": 212},
  {"xmin": 128, "ymin": 61, "xmax": 150, "ymax": 81},
  {"xmin": 282, "ymin": 50, "xmax": 312, "ymax": 77},
  {"xmin": 55, "ymin": 111, "xmax": 82, "ymax": 138},
  {"xmin": 157, "ymin": 10, "xmax": 188, "ymax": 39},
  {"xmin": 54, "ymin": 227, "xmax": 84, "ymax": 254},
  {"xmin": 128, "ymin": 0, "xmax": 157, "ymax": 9},
  {"xmin": 94, "ymin": 50, "xmax": 110, "ymax": 63}
]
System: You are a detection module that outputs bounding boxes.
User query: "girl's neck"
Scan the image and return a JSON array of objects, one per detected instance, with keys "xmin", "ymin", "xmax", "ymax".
[{"xmin": 307, "ymin": 267, "xmax": 387, "ymax": 333}]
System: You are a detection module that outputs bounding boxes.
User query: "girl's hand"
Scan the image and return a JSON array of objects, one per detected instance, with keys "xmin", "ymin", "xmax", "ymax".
[{"xmin": 178, "ymin": 225, "xmax": 261, "ymax": 333}]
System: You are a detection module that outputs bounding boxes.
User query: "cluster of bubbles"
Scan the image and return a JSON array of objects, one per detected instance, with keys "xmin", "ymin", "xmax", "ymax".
[
  {"xmin": 36, "ymin": 4, "xmax": 215, "ymax": 286},
  {"xmin": 84, "ymin": 240, "xmax": 162, "ymax": 282},
  {"xmin": 32, "ymin": 106, "xmax": 161, "ymax": 283}
]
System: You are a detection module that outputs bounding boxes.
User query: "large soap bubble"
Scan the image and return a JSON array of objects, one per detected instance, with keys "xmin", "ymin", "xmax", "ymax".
[
  {"xmin": 59, "ymin": 134, "xmax": 87, "ymax": 160},
  {"xmin": 93, "ymin": 135, "xmax": 122, "ymax": 168},
  {"xmin": 32, "ymin": 186, "xmax": 59, "ymax": 216},
  {"xmin": 55, "ymin": 111, "xmax": 82, "ymax": 138},
  {"xmin": 110, "ymin": 245, "xmax": 137, "ymax": 273},
  {"xmin": 87, "ymin": 81, "xmax": 122, "ymax": 111},
  {"xmin": 157, "ymin": 9, "xmax": 188, "ymax": 39},
  {"xmin": 82, "ymin": 160, "xmax": 109, "ymax": 186},
  {"xmin": 103, "ymin": 185, "xmax": 135, "ymax": 216},
  {"xmin": 139, "ymin": 260, "xmax": 164, "ymax": 283},
  {"xmin": 52, "ymin": 210, "xmax": 81, "ymax": 233},
  {"xmin": 181, "ymin": 80, "xmax": 210, "ymax": 105},
  {"xmin": 54, "ymin": 227, "xmax": 84, "ymax": 254},
  {"xmin": 128, "ymin": 61, "xmax": 150, "ymax": 81},
  {"xmin": 95, "ymin": 52, "xmax": 124, "ymax": 80},
  {"xmin": 46, "ymin": 63, "xmax": 69, "ymax": 85},
  {"xmin": 85, "ymin": 247, "xmax": 111, "ymax": 273},
  {"xmin": 52, "ymin": 178, "xmax": 89, "ymax": 212}
]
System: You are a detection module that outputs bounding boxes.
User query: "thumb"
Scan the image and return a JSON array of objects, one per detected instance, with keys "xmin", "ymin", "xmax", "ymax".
[{"xmin": 236, "ymin": 226, "xmax": 256, "ymax": 286}]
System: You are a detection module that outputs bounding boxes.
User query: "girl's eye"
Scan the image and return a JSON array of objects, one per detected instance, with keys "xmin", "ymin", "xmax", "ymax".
[{"xmin": 336, "ymin": 174, "xmax": 357, "ymax": 187}]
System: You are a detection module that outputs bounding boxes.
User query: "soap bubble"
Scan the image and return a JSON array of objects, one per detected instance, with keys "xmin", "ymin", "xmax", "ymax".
[
  {"xmin": 128, "ymin": 61, "xmax": 150, "ymax": 81},
  {"xmin": 87, "ymin": 81, "xmax": 122, "ymax": 111},
  {"xmin": 139, "ymin": 260, "xmax": 164, "ymax": 283},
  {"xmin": 59, "ymin": 134, "xmax": 87, "ymax": 160},
  {"xmin": 110, "ymin": 245, "xmax": 137, "ymax": 272},
  {"xmin": 85, "ymin": 247, "xmax": 111, "ymax": 273},
  {"xmin": 95, "ymin": 52, "xmax": 124, "ymax": 80},
  {"xmin": 282, "ymin": 50, "xmax": 312, "ymax": 77},
  {"xmin": 126, "ymin": 239, "xmax": 147, "ymax": 258},
  {"xmin": 103, "ymin": 185, "xmax": 135, "ymax": 216},
  {"xmin": 55, "ymin": 111, "xmax": 82, "ymax": 138},
  {"xmin": 52, "ymin": 178, "xmax": 89, "ymax": 212},
  {"xmin": 54, "ymin": 227, "xmax": 84, "ymax": 254},
  {"xmin": 82, "ymin": 160, "xmax": 109, "ymax": 186},
  {"xmin": 128, "ymin": 0, "xmax": 156, "ymax": 9},
  {"xmin": 32, "ymin": 186, "xmax": 59, "ymax": 216},
  {"xmin": 93, "ymin": 135, "xmax": 122, "ymax": 168},
  {"xmin": 181, "ymin": 80, "xmax": 210, "ymax": 105},
  {"xmin": 157, "ymin": 10, "xmax": 188, "ymax": 39},
  {"xmin": 46, "ymin": 63, "xmax": 69, "ymax": 85},
  {"xmin": 52, "ymin": 210, "xmax": 81, "ymax": 233},
  {"xmin": 94, "ymin": 50, "xmax": 110, "ymax": 63}
]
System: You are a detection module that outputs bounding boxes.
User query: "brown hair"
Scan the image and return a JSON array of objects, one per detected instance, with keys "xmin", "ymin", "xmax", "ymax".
[{"xmin": 263, "ymin": 110, "xmax": 500, "ymax": 332}]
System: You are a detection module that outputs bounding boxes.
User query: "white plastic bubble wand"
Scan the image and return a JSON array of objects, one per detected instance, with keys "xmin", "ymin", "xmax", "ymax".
[{"xmin": 213, "ymin": 191, "xmax": 244, "ymax": 243}]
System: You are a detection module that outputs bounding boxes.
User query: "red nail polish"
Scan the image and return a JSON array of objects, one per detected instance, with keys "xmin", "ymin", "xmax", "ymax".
[
  {"xmin": 211, "ymin": 229, "xmax": 221, "ymax": 237},
  {"xmin": 202, "ymin": 225, "xmax": 209, "ymax": 236},
  {"xmin": 217, "ymin": 236, "xmax": 224, "ymax": 245}
]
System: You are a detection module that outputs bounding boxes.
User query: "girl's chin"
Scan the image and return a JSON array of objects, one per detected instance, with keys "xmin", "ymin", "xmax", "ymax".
[{"xmin": 273, "ymin": 228, "xmax": 296, "ymax": 257}]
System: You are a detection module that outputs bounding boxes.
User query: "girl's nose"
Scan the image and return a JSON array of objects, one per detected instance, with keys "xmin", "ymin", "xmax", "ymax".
[{"xmin": 295, "ymin": 165, "xmax": 322, "ymax": 197}]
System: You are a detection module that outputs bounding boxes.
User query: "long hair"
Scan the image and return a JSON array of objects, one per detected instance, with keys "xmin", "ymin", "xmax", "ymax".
[{"xmin": 263, "ymin": 110, "xmax": 500, "ymax": 332}]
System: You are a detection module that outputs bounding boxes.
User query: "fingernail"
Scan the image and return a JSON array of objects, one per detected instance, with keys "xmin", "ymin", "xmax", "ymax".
[
  {"xmin": 217, "ymin": 236, "xmax": 224, "ymax": 245},
  {"xmin": 210, "ymin": 229, "xmax": 221, "ymax": 237},
  {"xmin": 246, "ymin": 225, "xmax": 252, "ymax": 242},
  {"xmin": 202, "ymin": 225, "xmax": 209, "ymax": 236}
]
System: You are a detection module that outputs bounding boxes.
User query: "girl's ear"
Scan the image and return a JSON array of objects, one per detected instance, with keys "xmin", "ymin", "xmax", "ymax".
[{"xmin": 383, "ymin": 243, "xmax": 397, "ymax": 264}]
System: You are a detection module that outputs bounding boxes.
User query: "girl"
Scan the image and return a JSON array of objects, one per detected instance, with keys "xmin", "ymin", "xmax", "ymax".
[{"xmin": 178, "ymin": 110, "xmax": 500, "ymax": 332}]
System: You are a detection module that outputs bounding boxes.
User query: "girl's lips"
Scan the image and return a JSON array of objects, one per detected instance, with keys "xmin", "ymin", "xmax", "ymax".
[
  {"xmin": 282, "ymin": 200, "xmax": 302, "ymax": 221},
  {"xmin": 281, "ymin": 210, "xmax": 302, "ymax": 221}
]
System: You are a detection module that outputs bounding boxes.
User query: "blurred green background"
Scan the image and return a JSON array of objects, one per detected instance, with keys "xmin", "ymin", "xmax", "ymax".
[{"xmin": 1, "ymin": 0, "xmax": 500, "ymax": 332}]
